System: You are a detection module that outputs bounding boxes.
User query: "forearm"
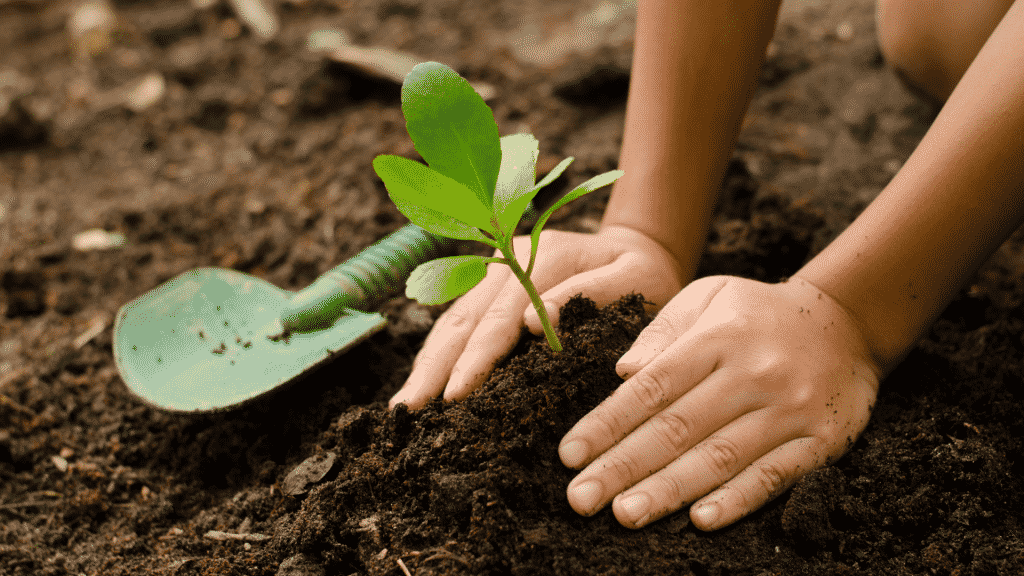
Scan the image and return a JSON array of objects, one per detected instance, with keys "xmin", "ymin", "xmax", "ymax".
[
  {"xmin": 602, "ymin": 0, "xmax": 782, "ymax": 278},
  {"xmin": 796, "ymin": 0, "xmax": 1024, "ymax": 375}
]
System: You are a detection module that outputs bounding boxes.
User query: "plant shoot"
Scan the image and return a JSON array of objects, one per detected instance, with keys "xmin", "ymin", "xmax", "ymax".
[{"xmin": 373, "ymin": 62, "xmax": 623, "ymax": 351}]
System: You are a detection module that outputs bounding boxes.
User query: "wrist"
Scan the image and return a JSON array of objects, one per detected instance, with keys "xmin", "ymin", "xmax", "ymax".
[
  {"xmin": 788, "ymin": 269, "xmax": 907, "ymax": 378},
  {"xmin": 600, "ymin": 175, "xmax": 714, "ymax": 282},
  {"xmin": 784, "ymin": 274, "xmax": 889, "ymax": 380},
  {"xmin": 596, "ymin": 223, "xmax": 691, "ymax": 287}
]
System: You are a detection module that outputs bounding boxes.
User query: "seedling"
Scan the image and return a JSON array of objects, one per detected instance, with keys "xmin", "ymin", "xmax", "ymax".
[{"xmin": 373, "ymin": 62, "xmax": 623, "ymax": 351}]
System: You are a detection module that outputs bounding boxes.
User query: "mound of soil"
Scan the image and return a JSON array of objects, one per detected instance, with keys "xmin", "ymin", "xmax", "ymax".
[{"xmin": 2, "ymin": 0, "xmax": 1023, "ymax": 575}]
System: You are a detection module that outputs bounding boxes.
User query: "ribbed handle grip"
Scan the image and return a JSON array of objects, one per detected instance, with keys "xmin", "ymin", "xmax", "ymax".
[
  {"xmin": 279, "ymin": 202, "xmax": 540, "ymax": 332},
  {"xmin": 280, "ymin": 224, "xmax": 454, "ymax": 332}
]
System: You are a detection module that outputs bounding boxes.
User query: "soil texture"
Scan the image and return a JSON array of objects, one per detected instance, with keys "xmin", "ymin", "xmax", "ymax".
[{"xmin": 2, "ymin": 0, "xmax": 1023, "ymax": 574}]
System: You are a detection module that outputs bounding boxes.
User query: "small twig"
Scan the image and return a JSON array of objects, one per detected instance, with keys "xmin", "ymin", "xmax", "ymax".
[
  {"xmin": 0, "ymin": 491, "xmax": 63, "ymax": 516},
  {"xmin": 0, "ymin": 393, "xmax": 36, "ymax": 417},
  {"xmin": 74, "ymin": 314, "xmax": 109, "ymax": 349},
  {"xmin": 421, "ymin": 549, "xmax": 471, "ymax": 567},
  {"xmin": 396, "ymin": 558, "xmax": 413, "ymax": 576},
  {"xmin": 226, "ymin": 0, "xmax": 278, "ymax": 41},
  {"xmin": 0, "ymin": 500, "xmax": 59, "ymax": 510},
  {"xmin": 203, "ymin": 530, "xmax": 269, "ymax": 542},
  {"xmin": 0, "ymin": 366, "xmax": 29, "ymax": 389}
]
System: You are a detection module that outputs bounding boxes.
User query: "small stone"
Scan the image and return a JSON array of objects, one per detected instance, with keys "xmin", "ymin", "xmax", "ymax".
[
  {"xmin": 835, "ymin": 21, "xmax": 854, "ymax": 42},
  {"xmin": 72, "ymin": 228, "xmax": 126, "ymax": 251},
  {"xmin": 68, "ymin": 0, "xmax": 117, "ymax": 57},
  {"xmin": 124, "ymin": 73, "xmax": 165, "ymax": 111},
  {"xmin": 51, "ymin": 454, "xmax": 69, "ymax": 473}
]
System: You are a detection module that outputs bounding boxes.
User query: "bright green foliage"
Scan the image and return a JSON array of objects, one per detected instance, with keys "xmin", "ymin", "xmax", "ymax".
[
  {"xmin": 404, "ymin": 255, "xmax": 492, "ymax": 306},
  {"xmin": 372, "ymin": 156, "xmax": 497, "ymax": 241},
  {"xmin": 373, "ymin": 62, "xmax": 623, "ymax": 351},
  {"xmin": 400, "ymin": 62, "xmax": 501, "ymax": 211}
]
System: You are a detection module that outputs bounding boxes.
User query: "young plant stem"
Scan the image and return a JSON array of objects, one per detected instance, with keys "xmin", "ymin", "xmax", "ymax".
[{"xmin": 499, "ymin": 245, "xmax": 563, "ymax": 352}]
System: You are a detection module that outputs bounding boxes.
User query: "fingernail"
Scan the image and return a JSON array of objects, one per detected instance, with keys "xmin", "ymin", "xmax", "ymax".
[
  {"xmin": 559, "ymin": 439, "xmax": 589, "ymax": 468},
  {"xmin": 443, "ymin": 369, "xmax": 465, "ymax": 401},
  {"xmin": 389, "ymin": 390, "xmax": 408, "ymax": 409},
  {"xmin": 618, "ymin": 492, "xmax": 651, "ymax": 526},
  {"xmin": 569, "ymin": 479, "xmax": 604, "ymax": 515},
  {"xmin": 617, "ymin": 347, "xmax": 644, "ymax": 368},
  {"xmin": 692, "ymin": 503, "xmax": 720, "ymax": 529}
]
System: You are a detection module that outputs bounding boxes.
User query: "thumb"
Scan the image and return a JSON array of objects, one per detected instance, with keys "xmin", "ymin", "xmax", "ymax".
[
  {"xmin": 523, "ymin": 298, "xmax": 561, "ymax": 335},
  {"xmin": 522, "ymin": 254, "xmax": 643, "ymax": 335}
]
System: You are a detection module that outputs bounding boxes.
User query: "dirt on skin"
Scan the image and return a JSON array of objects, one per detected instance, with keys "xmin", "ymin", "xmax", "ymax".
[{"xmin": 2, "ymin": 0, "xmax": 1023, "ymax": 574}]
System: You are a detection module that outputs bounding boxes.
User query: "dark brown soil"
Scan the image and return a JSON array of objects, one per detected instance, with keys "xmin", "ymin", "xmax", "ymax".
[{"xmin": 2, "ymin": 0, "xmax": 1023, "ymax": 574}]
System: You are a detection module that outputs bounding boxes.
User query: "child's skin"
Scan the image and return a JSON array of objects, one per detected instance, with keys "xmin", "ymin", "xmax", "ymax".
[{"xmin": 389, "ymin": 0, "xmax": 1024, "ymax": 531}]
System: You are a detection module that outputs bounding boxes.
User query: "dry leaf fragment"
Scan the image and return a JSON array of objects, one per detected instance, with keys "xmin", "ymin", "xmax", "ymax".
[
  {"xmin": 324, "ymin": 43, "xmax": 497, "ymax": 101},
  {"xmin": 281, "ymin": 451, "xmax": 336, "ymax": 495}
]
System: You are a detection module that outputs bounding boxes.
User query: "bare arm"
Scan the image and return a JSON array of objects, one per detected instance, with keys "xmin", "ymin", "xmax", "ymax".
[
  {"xmin": 558, "ymin": 0, "xmax": 1024, "ymax": 532},
  {"xmin": 795, "ymin": 0, "xmax": 1024, "ymax": 375},
  {"xmin": 602, "ymin": 0, "xmax": 783, "ymax": 280}
]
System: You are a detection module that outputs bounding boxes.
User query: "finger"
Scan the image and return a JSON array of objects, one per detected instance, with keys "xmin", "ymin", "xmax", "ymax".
[
  {"xmin": 442, "ymin": 274, "xmax": 535, "ymax": 402},
  {"xmin": 603, "ymin": 409, "xmax": 808, "ymax": 529},
  {"xmin": 558, "ymin": 330, "xmax": 721, "ymax": 469},
  {"xmin": 443, "ymin": 235, "xmax": 597, "ymax": 402},
  {"xmin": 389, "ymin": 263, "xmax": 512, "ymax": 409},
  {"xmin": 615, "ymin": 275, "xmax": 729, "ymax": 379},
  {"xmin": 522, "ymin": 251, "xmax": 677, "ymax": 336},
  {"xmin": 563, "ymin": 366, "xmax": 753, "ymax": 516},
  {"xmin": 520, "ymin": 248, "xmax": 618, "ymax": 335},
  {"xmin": 687, "ymin": 436, "xmax": 826, "ymax": 531}
]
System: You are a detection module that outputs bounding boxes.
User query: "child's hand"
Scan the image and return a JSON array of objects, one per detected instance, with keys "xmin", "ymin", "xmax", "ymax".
[
  {"xmin": 559, "ymin": 275, "xmax": 882, "ymax": 531},
  {"xmin": 389, "ymin": 225, "xmax": 684, "ymax": 410}
]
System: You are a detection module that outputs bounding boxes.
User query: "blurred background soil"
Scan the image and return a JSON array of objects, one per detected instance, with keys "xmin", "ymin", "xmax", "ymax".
[{"xmin": 1, "ymin": 0, "xmax": 1023, "ymax": 574}]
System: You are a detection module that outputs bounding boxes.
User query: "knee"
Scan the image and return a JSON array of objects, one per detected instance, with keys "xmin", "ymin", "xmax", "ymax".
[
  {"xmin": 875, "ymin": 0, "xmax": 1014, "ymax": 103},
  {"xmin": 874, "ymin": 0, "xmax": 911, "ymax": 69},
  {"xmin": 875, "ymin": 0, "xmax": 946, "ymax": 102}
]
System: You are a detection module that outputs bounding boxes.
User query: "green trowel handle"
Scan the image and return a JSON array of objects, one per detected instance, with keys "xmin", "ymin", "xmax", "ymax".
[
  {"xmin": 276, "ymin": 202, "xmax": 540, "ymax": 332},
  {"xmin": 279, "ymin": 203, "xmax": 542, "ymax": 333},
  {"xmin": 280, "ymin": 224, "xmax": 455, "ymax": 332}
]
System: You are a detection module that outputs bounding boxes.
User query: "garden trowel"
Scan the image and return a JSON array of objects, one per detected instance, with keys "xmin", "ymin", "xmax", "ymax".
[{"xmin": 113, "ymin": 220, "xmax": 475, "ymax": 413}]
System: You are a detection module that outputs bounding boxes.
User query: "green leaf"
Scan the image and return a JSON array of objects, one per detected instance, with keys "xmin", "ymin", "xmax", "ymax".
[
  {"xmin": 373, "ymin": 155, "xmax": 495, "ymax": 234},
  {"xmin": 531, "ymin": 156, "xmax": 574, "ymax": 194},
  {"xmin": 402, "ymin": 62, "xmax": 501, "ymax": 210},
  {"xmin": 493, "ymin": 134, "xmax": 539, "ymax": 238},
  {"xmin": 502, "ymin": 155, "xmax": 573, "ymax": 232},
  {"xmin": 392, "ymin": 198, "xmax": 498, "ymax": 246},
  {"xmin": 406, "ymin": 255, "xmax": 491, "ymax": 305},
  {"xmin": 526, "ymin": 170, "xmax": 624, "ymax": 277}
]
